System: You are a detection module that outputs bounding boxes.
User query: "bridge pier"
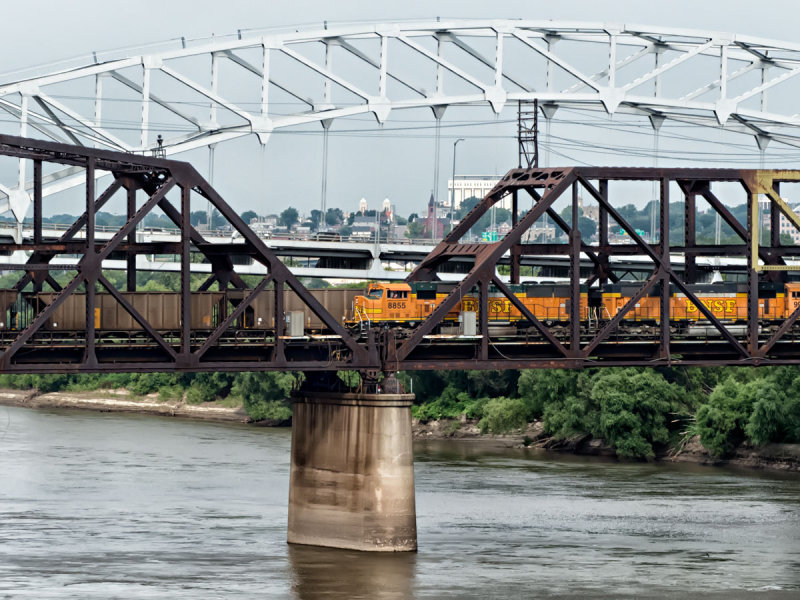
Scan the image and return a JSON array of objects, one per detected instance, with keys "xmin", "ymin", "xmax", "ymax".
[{"xmin": 287, "ymin": 377, "xmax": 417, "ymax": 552}]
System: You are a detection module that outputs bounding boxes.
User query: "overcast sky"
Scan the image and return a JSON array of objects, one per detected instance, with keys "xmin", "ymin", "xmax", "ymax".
[{"xmin": 2, "ymin": 1, "xmax": 800, "ymax": 218}]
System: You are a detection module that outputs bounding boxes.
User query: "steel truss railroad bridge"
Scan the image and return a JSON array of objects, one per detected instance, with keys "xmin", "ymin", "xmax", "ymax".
[{"xmin": 3, "ymin": 135, "xmax": 800, "ymax": 376}]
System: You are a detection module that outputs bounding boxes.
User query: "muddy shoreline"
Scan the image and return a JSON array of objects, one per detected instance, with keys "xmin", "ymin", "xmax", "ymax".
[
  {"xmin": 2, "ymin": 388, "xmax": 798, "ymax": 473},
  {"xmin": 0, "ymin": 388, "xmax": 248, "ymax": 422}
]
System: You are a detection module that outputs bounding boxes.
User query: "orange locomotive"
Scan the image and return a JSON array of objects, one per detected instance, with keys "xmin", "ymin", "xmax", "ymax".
[
  {"xmin": 347, "ymin": 281, "xmax": 800, "ymax": 335},
  {"xmin": 348, "ymin": 281, "xmax": 590, "ymax": 331}
]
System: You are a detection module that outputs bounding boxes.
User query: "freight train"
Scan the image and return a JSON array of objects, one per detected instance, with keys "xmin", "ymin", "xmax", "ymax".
[
  {"xmin": 346, "ymin": 280, "xmax": 800, "ymax": 337},
  {"xmin": 1, "ymin": 279, "xmax": 798, "ymax": 341}
]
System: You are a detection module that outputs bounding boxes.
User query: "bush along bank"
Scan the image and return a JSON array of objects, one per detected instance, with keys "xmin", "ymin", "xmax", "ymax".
[
  {"xmin": 401, "ymin": 367, "xmax": 800, "ymax": 469},
  {"xmin": 0, "ymin": 371, "xmax": 298, "ymax": 424}
]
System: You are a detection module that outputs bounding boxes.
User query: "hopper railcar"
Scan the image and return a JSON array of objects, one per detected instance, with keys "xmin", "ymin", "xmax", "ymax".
[{"xmin": 0, "ymin": 288, "xmax": 362, "ymax": 340}]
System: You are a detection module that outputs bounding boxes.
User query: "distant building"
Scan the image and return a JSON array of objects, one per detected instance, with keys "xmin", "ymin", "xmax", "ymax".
[
  {"xmin": 351, "ymin": 225, "xmax": 374, "ymax": 239},
  {"xmin": 423, "ymin": 193, "xmax": 446, "ymax": 239},
  {"xmin": 578, "ymin": 196, "xmax": 599, "ymax": 222},
  {"xmin": 447, "ymin": 175, "xmax": 511, "ymax": 211},
  {"xmin": 777, "ymin": 203, "xmax": 800, "ymax": 244},
  {"xmin": 353, "ymin": 215, "xmax": 377, "ymax": 229},
  {"xmin": 359, "ymin": 197, "xmax": 368, "ymax": 214}
]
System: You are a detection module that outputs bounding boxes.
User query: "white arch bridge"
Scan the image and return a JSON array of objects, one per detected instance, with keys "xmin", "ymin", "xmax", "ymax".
[{"xmin": 3, "ymin": 19, "xmax": 800, "ymax": 219}]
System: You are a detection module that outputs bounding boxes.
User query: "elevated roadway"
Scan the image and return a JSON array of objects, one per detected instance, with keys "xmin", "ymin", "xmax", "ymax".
[{"xmin": 0, "ymin": 223, "xmax": 752, "ymax": 281}]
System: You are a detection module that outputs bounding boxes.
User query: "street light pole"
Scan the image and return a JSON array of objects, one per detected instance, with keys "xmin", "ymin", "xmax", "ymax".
[{"xmin": 450, "ymin": 138, "xmax": 465, "ymax": 236}]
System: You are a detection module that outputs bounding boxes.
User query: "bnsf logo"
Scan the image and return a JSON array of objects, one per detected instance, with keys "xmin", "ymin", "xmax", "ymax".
[{"xmin": 686, "ymin": 299, "xmax": 738, "ymax": 314}]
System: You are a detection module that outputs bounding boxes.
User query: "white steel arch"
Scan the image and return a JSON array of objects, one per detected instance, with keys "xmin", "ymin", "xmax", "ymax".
[{"xmin": 4, "ymin": 19, "xmax": 800, "ymax": 219}]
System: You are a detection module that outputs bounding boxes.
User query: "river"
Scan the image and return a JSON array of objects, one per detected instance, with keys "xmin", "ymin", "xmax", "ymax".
[{"xmin": 0, "ymin": 405, "xmax": 798, "ymax": 599}]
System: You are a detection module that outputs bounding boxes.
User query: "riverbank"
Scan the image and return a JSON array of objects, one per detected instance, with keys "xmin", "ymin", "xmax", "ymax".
[
  {"xmin": 2, "ymin": 388, "xmax": 798, "ymax": 473},
  {"xmin": 412, "ymin": 416, "xmax": 800, "ymax": 473},
  {"xmin": 0, "ymin": 388, "xmax": 248, "ymax": 422}
]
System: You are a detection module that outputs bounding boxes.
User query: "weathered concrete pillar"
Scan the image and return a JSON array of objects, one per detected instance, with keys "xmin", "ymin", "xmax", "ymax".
[{"xmin": 288, "ymin": 390, "xmax": 417, "ymax": 552}]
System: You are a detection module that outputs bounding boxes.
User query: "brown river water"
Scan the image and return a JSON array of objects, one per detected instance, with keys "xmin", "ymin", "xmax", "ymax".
[{"xmin": 0, "ymin": 405, "xmax": 798, "ymax": 599}]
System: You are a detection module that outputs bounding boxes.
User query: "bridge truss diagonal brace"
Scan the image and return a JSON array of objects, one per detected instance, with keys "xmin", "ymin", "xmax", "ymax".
[
  {"xmin": 490, "ymin": 275, "xmax": 570, "ymax": 357},
  {"xmin": 407, "ymin": 169, "xmax": 575, "ymax": 284},
  {"xmin": 522, "ymin": 185, "xmax": 617, "ymax": 284},
  {"xmin": 0, "ymin": 175, "xmax": 182, "ymax": 368},
  {"xmin": 150, "ymin": 191, "xmax": 247, "ymax": 291},
  {"xmin": 12, "ymin": 178, "xmax": 127, "ymax": 292},
  {"xmin": 396, "ymin": 170, "xmax": 577, "ymax": 362},
  {"xmin": 0, "ymin": 273, "xmax": 86, "ymax": 368},
  {"xmin": 685, "ymin": 181, "xmax": 785, "ymax": 271},
  {"xmin": 186, "ymin": 168, "xmax": 373, "ymax": 366},
  {"xmin": 195, "ymin": 274, "xmax": 274, "ymax": 361},
  {"xmin": 577, "ymin": 175, "xmax": 751, "ymax": 359},
  {"xmin": 97, "ymin": 274, "xmax": 178, "ymax": 360},
  {"xmin": 739, "ymin": 171, "xmax": 800, "ymax": 357}
]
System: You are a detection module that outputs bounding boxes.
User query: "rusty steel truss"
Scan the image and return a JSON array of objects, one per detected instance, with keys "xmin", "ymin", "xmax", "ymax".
[
  {"xmin": 4, "ymin": 136, "xmax": 800, "ymax": 375},
  {"xmin": 385, "ymin": 165, "xmax": 800, "ymax": 371},
  {"xmin": 0, "ymin": 135, "xmax": 377, "ymax": 374}
]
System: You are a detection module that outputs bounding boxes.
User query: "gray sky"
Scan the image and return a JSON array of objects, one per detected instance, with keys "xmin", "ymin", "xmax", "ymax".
[{"xmin": 2, "ymin": 1, "xmax": 800, "ymax": 218}]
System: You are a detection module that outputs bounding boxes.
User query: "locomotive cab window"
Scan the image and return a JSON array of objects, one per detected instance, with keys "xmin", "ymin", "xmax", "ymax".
[{"xmin": 366, "ymin": 288, "xmax": 384, "ymax": 299}]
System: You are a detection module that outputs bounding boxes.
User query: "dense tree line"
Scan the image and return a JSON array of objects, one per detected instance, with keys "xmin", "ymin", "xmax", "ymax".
[
  {"xmin": 3, "ymin": 365, "xmax": 799, "ymax": 458},
  {"xmin": 401, "ymin": 366, "xmax": 800, "ymax": 459}
]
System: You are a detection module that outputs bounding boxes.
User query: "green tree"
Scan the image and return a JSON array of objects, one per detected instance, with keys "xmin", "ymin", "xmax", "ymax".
[
  {"xmin": 466, "ymin": 370, "xmax": 519, "ymax": 398},
  {"xmin": 542, "ymin": 394, "xmax": 591, "ymax": 439},
  {"xmin": 310, "ymin": 209, "xmax": 322, "ymax": 231},
  {"xmin": 478, "ymin": 397, "xmax": 528, "ymax": 434},
  {"xmin": 405, "ymin": 220, "xmax": 425, "ymax": 239},
  {"xmin": 588, "ymin": 369, "xmax": 677, "ymax": 458},
  {"xmin": 241, "ymin": 210, "xmax": 258, "ymax": 224},
  {"xmin": 279, "ymin": 207, "xmax": 299, "ymax": 229},
  {"xmin": 578, "ymin": 215, "xmax": 597, "ymax": 240},
  {"xmin": 696, "ymin": 378, "xmax": 758, "ymax": 457},
  {"xmin": 746, "ymin": 385, "xmax": 788, "ymax": 445},
  {"xmin": 743, "ymin": 369, "xmax": 800, "ymax": 445},
  {"xmin": 232, "ymin": 372, "xmax": 294, "ymax": 422},
  {"xmin": 190, "ymin": 210, "xmax": 208, "ymax": 227},
  {"xmin": 518, "ymin": 369, "xmax": 578, "ymax": 419},
  {"xmin": 185, "ymin": 372, "xmax": 236, "ymax": 404},
  {"xmin": 326, "ymin": 207, "xmax": 344, "ymax": 226}
]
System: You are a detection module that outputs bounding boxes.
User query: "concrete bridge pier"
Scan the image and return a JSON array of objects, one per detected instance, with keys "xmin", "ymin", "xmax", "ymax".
[{"xmin": 287, "ymin": 374, "xmax": 417, "ymax": 552}]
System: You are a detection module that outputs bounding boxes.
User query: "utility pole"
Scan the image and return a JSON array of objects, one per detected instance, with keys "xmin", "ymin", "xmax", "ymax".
[
  {"xmin": 320, "ymin": 119, "xmax": 332, "ymax": 231},
  {"xmin": 451, "ymin": 138, "xmax": 465, "ymax": 235}
]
